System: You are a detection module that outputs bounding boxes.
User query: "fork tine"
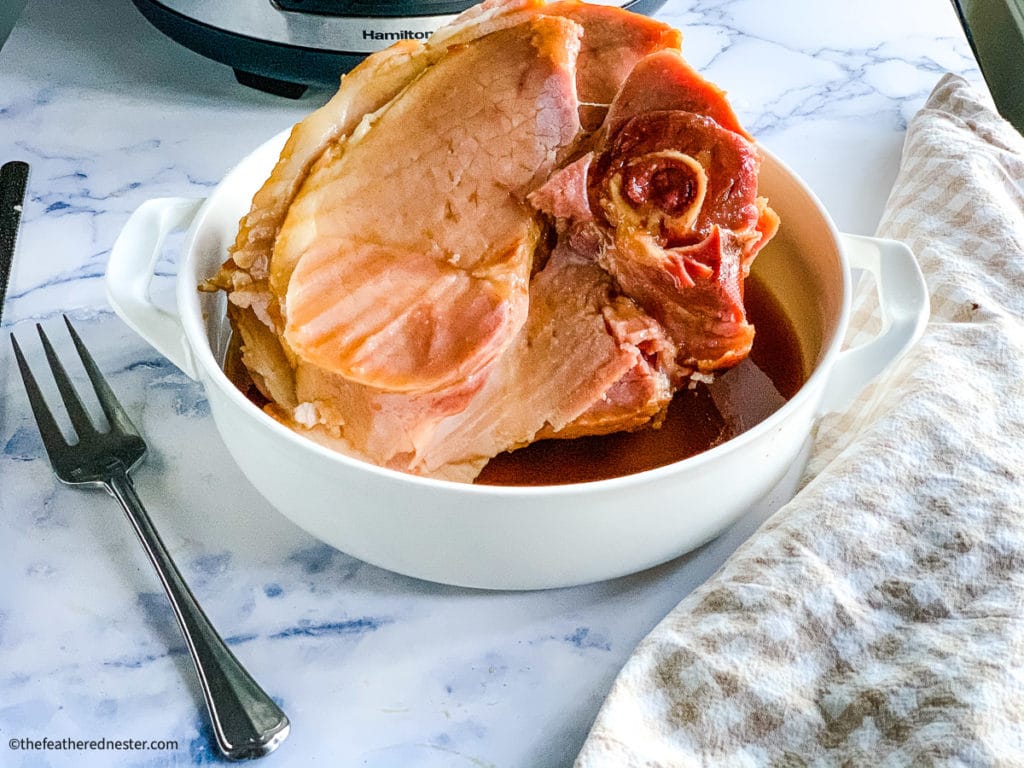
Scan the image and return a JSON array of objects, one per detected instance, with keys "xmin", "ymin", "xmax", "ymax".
[
  {"xmin": 10, "ymin": 332, "xmax": 69, "ymax": 456},
  {"xmin": 63, "ymin": 315, "xmax": 139, "ymax": 435},
  {"xmin": 36, "ymin": 321, "xmax": 98, "ymax": 439}
]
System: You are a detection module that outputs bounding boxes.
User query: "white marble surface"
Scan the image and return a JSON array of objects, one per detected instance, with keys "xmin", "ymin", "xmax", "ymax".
[{"xmin": 0, "ymin": 1, "xmax": 980, "ymax": 766}]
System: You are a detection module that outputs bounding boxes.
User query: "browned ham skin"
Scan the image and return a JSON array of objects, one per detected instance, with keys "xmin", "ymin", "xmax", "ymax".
[{"xmin": 208, "ymin": 0, "xmax": 779, "ymax": 483}]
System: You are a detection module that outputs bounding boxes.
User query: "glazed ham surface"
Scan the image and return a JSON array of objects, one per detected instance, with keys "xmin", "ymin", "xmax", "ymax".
[{"xmin": 208, "ymin": 0, "xmax": 779, "ymax": 483}]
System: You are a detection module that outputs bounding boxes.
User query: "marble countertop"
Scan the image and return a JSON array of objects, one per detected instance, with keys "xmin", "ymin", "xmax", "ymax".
[{"xmin": 0, "ymin": 2, "xmax": 980, "ymax": 766}]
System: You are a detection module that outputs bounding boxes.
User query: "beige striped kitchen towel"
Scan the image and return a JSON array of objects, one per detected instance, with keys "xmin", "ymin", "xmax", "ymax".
[{"xmin": 575, "ymin": 73, "xmax": 1024, "ymax": 766}]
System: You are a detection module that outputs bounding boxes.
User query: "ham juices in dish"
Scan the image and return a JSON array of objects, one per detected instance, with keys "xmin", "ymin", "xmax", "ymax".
[{"xmin": 205, "ymin": 0, "xmax": 779, "ymax": 483}]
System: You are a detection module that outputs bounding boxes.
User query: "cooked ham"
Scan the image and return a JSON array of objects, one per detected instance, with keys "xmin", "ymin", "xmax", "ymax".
[
  {"xmin": 602, "ymin": 48, "xmax": 751, "ymax": 140},
  {"xmin": 210, "ymin": 0, "xmax": 779, "ymax": 483},
  {"xmin": 607, "ymin": 227, "xmax": 756, "ymax": 371},
  {"xmin": 279, "ymin": 17, "xmax": 582, "ymax": 392},
  {"xmin": 528, "ymin": 153, "xmax": 595, "ymax": 222},
  {"xmin": 412, "ymin": 237, "xmax": 673, "ymax": 478},
  {"xmin": 542, "ymin": 1, "xmax": 681, "ymax": 129},
  {"xmin": 225, "ymin": 42, "xmax": 428, "ymax": 285},
  {"xmin": 588, "ymin": 106, "xmax": 772, "ymax": 371}
]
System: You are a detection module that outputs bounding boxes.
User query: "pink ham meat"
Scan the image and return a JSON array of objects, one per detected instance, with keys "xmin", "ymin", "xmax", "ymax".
[
  {"xmin": 211, "ymin": 0, "xmax": 778, "ymax": 482},
  {"xmin": 208, "ymin": 0, "xmax": 663, "ymax": 401},
  {"xmin": 602, "ymin": 48, "xmax": 751, "ymax": 140},
  {"xmin": 534, "ymin": 48, "xmax": 780, "ymax": 374},
  {"xmin": 278, "ymin": 17, "xmax": 582, "ymax": 392},
  {"xmin": 414, "ymin": 236, "xmax": 673, "ymax": 478},
  {"xmin": 591, "ymin": 108, "xmax": 768, "ymax": 371},
  {"xmin": 542, "ymin": 1, "xmax": 681, "ymax": 129}
]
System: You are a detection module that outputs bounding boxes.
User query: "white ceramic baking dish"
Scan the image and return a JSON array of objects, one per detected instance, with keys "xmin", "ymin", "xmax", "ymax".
[{"xmin": 106, "ymin": 130, "xmax": 928, "ymax": 590}]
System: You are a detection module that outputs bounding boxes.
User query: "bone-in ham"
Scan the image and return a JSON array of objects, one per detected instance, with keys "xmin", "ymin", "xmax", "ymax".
[{"xmin": 206, "ymin": 0, "xmax": 779, "ymax": 483}]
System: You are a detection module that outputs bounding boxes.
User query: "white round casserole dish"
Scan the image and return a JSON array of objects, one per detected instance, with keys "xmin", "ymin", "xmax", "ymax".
[{"xmin": 106, "ymin": 130, "xmax": 928, "ymax": 590}]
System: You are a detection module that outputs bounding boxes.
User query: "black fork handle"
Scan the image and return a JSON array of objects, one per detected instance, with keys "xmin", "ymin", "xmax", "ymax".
[
  {"xmin": 105, "ymin": 469, "xmax": 290, "ymax": 760},
  {"xmin": 0, "ymin": 160, "xmax": 29, "ymax": 327}
]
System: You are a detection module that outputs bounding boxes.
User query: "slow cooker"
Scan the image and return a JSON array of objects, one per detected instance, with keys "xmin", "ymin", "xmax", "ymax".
[{"xmin": 131, "ymin": 0, "xmax": 668, "ymax": 97}]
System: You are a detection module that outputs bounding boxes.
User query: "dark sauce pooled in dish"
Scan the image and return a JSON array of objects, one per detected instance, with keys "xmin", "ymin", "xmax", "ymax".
[
  {"xmin": 224, "ymin": 275, "xmax": 803, "ymax": 486},
  {"xmin": 475, "ymin": 275, "xmax": 804, "ymax": 485}
]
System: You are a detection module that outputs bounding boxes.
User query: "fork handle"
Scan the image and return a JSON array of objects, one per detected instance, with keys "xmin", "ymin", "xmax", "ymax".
[{"xmin": 106, "ymin": 469, "xmax": 290, "ymax": 760}]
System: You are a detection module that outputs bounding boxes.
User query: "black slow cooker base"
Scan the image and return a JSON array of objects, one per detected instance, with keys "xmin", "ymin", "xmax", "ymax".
[
  {"xmin": 132, "ymin": 0, "xmax": 668, "ymax": 98},
  {"xmin": 133, "ymin": 0, "xmax": 368, "ymax": 97}
]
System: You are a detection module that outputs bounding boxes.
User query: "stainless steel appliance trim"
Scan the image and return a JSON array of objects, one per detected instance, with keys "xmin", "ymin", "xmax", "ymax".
[{"xmin": 151, "ymin": 0, "xmax": 634, "ymax": 54}]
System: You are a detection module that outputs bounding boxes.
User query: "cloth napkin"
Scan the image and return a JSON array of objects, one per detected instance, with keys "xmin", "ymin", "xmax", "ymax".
[{"xmin": 574, "ymin": 74, "xmax": 1024, "ymax": 766}]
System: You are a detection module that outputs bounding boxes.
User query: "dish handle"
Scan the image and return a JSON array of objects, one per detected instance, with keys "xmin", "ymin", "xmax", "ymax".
[
  {"xmin": 817, "ymin": 233, "xmax": 930, "ymax": 415},
  {"xmin": 106, "ymin": 197, "xmax": 205, "ymax": 380}
]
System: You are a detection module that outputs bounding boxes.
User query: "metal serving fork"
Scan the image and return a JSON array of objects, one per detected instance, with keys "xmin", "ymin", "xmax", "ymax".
[{"xmin": 11, "ymin": 316, "xmax": 290, "ymax": 761}]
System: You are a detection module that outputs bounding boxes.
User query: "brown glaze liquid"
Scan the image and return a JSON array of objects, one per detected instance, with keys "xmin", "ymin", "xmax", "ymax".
[
  {"xmin": 475, "ymin": 275, "xmax": 805, "ymax": 486},
  {"xmin": 224, "ymin": 276, "xmax": 804, "ymax": 486}
]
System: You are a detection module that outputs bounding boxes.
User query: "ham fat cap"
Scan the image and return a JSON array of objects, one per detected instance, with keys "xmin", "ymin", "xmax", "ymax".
[{"xmin": 208, "ymin": 0, "xmax": 778, "ymax": 483}]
